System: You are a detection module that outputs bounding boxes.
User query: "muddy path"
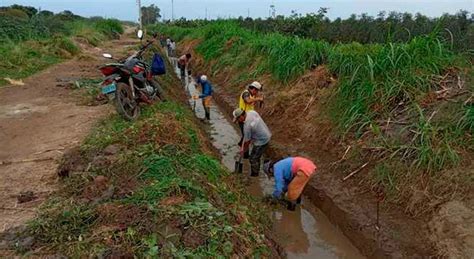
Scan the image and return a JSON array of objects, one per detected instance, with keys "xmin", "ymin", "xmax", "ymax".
[
  {"xmin": 0, "ymin": 28, "xmax": 138, "ymax": 232},
  {"xmin": 172, "ymin": 63, "xmax": 365, "ymax": 258}
]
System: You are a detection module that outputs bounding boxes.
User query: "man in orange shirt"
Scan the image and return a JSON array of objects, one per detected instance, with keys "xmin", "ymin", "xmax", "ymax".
[{"xmin": 263, "ymin": 157, "xmax": 317, "ymax": 211}]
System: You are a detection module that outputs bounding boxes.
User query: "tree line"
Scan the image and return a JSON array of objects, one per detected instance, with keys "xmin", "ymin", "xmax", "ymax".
[{"xmin": 170, "ymin": 9, "xmax": 474, "ymax": 53}]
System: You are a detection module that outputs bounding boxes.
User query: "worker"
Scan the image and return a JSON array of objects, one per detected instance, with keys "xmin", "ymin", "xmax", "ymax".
[
  {"xmin": 166, "ymin": 37, "xmax": 171, "ymax": 56},
  {"xmin": 239, "ymin": 81, "xmax": 264, "ymax": 112},
  {"xmin": 237, "ymin": 81, "xmax": 264, "ymax": 157},
  {"xmin": 193, "ymin": 75, "xmax": 213, "ymax": 121},
  {"xmin": 178, "ymin": 53, "xmax": 192, "ymax": 78},
  {"xmin": 263, "ymin": 157, "xmax": 317, "ymax": 211},
  {"xmin": 233, "ymin": 108, "xmax": 271, "ymax": 177}
]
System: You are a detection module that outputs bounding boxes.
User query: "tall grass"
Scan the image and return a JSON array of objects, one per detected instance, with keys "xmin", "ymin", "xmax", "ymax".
[
  {"xmin": 152, "ymin": 21, "xmax": 330, "ymax": 82},
  {"xmin": 0, "ymin": 12, "xmax": 124, "ymax": 85},
  {"xmin": 153, "ymin": 21, "xmax": 472, "ymax": 176}
]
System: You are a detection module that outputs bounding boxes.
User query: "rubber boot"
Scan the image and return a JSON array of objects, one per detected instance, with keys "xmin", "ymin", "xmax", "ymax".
[
  {"xmin": 204, "ymin": 107, "xmax": 210, "ymax": 121},
  {"xmin": 296, "ymin": 196, "xmax": 302, "ymax": 205},
  {"xmin": 287, "ymin": 201, "xmax": 296, "ymax": 211}
]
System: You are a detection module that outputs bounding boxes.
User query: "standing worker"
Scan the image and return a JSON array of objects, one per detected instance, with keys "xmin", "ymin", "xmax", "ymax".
[
  {"xmin": 193, "ymin": 75, "xmax": 213, "ymax": 121},
  {"xmin": 237, "ymin": 81, "xmax": 264, "ymax": 155},
  {"xmin": 263, "ymin": 157, "xmax": 317, "ymax": 211},
  {"xmin": 233, "ymin": 108, "xmax": 271, "ymax": 177},
  {"xmin": 178, "ymin": 53, "xmax": 192, "ymax": 78},
  {"xmin": 166, "ymin": 37, "xmax": 171, "ymax": 56},
  {"xmin": 169, "ymin": 39, "xmax": 176, "ymax": 57}
]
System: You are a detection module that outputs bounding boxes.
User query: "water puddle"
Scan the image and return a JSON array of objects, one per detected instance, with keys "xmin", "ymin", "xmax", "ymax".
[{"xmin": 171, "ymin": 60, "xmax": 364, "ymax": 258}]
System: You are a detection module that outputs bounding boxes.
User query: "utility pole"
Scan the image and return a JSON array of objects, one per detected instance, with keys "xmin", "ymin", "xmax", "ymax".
[
  {"xmin": 171, "ymin": 0, "xmax": 175, "ymax": 22},
  {"xmin": 205, "ymin": 7, "xmax": 208, "ymax": 20},
  {"xmin": 137, "ymin": 0, "xmax": 142, "ymax": 29},
  {"xmin": 247, "ymin": 8, "xmax": 250, "ymax": 18}
]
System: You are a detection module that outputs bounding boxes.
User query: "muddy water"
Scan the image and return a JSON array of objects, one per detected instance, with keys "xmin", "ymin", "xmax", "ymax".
[{"xmin": 172, "ymin": 63, "xmax": 364, "ymax": 258}]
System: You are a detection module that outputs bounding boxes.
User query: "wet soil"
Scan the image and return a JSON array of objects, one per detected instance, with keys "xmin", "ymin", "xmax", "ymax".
[
  {"xmin": 0, "ymin": 28, "xmax": 137, "ymax": 233},
  {"xmin": 177, "ymin": 67, "xmax": 365, "ymax": 258}
]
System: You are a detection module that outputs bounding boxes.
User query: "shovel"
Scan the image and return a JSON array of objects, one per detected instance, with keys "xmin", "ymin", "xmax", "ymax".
[{"xmin": 234, "ymin": 154, "xmax": 243, "ymax": 173}]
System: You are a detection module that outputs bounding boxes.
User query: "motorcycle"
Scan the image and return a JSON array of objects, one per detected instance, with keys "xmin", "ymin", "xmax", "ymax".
[{"xmin": 99, "ymin": 29, "xmax": 164, "ymax": 120}]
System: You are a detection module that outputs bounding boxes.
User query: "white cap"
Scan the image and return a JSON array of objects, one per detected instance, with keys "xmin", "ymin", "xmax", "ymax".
[
  {"xmin": 200, "ymin": 75, "xmax": 208, "ymax": 82},
  {"xmin": 249, "ymin": 81, "xmax": 262, "ymax": 90}
]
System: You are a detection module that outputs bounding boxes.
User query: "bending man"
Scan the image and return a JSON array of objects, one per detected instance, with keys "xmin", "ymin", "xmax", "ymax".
[{"xmin": 263, "ymin": 157, "xmax": 317, "ymax": 211}]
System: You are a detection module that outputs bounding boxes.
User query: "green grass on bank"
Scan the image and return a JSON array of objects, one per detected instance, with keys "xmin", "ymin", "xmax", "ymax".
[
  {"xmin": 0, "ymin": 8, "xmax": 123, "ymax": 86},
  {"xmin": 153, "ymin": 21, "xmax": 473, "ymax": 215},
  {"xmin": 16, "ymin": 81, "xmax": 276, "ymax": 256}
]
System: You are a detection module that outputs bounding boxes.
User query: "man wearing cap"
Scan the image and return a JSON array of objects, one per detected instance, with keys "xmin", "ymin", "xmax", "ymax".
[
  {"xmin": 263, "ymin": 157, "xmax": 317, "ymax": 211},
  {"xmin": 239, "ymin": 81, "xmax": 264, "ymax": 112},
  {"xmin": 238, "ymin": 81, "xmax": 264, "ymax": 155},
  {"xmin": 233, "ymin": 108, "xmax": 271, "ymax": 177},
  {"xmin": 192, "ymin": 75, "xmax": 213, "ymax": 121}
]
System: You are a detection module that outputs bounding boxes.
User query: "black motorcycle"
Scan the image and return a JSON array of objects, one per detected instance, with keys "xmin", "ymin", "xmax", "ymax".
[{"xmin": 99, "ymin": 30, "xmax": 164, "ymax": 120}]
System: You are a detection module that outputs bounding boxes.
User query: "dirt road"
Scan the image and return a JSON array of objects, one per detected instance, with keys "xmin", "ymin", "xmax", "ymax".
[{"xmin": 0, "ymin": 29, "xmax": 138, "ymax": 232}]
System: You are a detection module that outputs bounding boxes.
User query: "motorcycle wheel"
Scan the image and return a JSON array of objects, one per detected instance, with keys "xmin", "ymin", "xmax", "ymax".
[
  {"xmin": 115, "ymin": 82, "xmax": 140, "ymax": 120},
  {"xmin": 149, "ymin": 79, "xmax": 165, "ymax": 101}
]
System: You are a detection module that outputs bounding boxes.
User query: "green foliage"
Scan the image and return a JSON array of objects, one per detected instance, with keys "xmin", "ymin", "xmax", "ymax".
[
  {"xmin": 141, "ymin": 4, "xmax": 161, "ymax": 25},
  {"xmin": 28, "ymin": 199, "xmax": 97, "ymax": 249},
  {"xmin": 94, "ymin": 18, "xmax": 124, "ymax": 38},
  {"xmin": 0, "ymin": 6, "xmax": 124, "ymax": 86}
]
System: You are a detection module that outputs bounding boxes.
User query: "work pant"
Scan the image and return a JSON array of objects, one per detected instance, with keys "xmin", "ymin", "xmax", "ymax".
[
  {"xmin": 249, "ymin": 143, "xmax": 268, "ymax": 177},
  {"xmin": 203, "ymin": 96, "xmax": 211, "ymax": 120},
  {"xmin": 178, "ymin": 63, "xmax": 185, "ymax": 78},
  {"xmin": 287, "ymin": 170, "xmax": 312, "ymax": 201}
]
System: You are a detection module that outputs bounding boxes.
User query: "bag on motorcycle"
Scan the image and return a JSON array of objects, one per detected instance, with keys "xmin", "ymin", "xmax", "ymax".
[{"xmin": 151, "ymin": 53, "xmax": 166, "ymax": 75}]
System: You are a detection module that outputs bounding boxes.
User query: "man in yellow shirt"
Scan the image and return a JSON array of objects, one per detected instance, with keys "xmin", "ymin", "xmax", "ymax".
[
  {"xmin": 239, "ymin": 81, "xmax": 263, "ymax": 112},
  {"xmin": 237, "ymin": 81, "xmax": 263, "ymax": 156}
]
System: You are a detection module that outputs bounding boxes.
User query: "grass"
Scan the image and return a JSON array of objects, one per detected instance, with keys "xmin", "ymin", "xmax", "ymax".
[
  {"xmin": 16, "ymin": 63, "xmax": 278, "ymax": 257},
  {"xmin": 0, "ymin": 10, "xmax": 124, "ymax": 86}
]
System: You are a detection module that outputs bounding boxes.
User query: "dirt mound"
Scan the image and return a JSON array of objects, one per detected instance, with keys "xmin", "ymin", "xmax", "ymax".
[
  {"xmin": 429, "ymin": 200, "xmax": 474, "ymax": 258},
  {"xmin": 57, "ymin": 147, "xmax": 89, "ymax": 178},
  {"xmin": 97, "ymin": 203, "xmax": 152, "ymax": 231}
]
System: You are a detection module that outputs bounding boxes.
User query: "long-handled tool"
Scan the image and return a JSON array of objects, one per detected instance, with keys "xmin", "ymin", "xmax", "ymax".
[{"xmin": 234, "ymin": 153, "xmax": 243, "ymax": 173}]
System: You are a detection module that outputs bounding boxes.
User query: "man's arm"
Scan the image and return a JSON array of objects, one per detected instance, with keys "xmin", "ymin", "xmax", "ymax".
[
  {"xmin": 243, "ymin": 92, "xmax": 263, "ymax": 104},
  {"xmin": 273, "ymin": 164, "xmax": 285, "ymax": 199},
  {"xmin": 240, "ymin": 124, "xmax": 252, "ymax": 153}
]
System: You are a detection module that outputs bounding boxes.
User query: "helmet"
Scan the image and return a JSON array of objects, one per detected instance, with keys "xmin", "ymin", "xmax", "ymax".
[
  {"xmin": 200, "ymin": 75, "xmax": 208, "ymax": 82},
  {"xmin": 249, "ymin": 81, "xmax": 262, "ymax": 90}
]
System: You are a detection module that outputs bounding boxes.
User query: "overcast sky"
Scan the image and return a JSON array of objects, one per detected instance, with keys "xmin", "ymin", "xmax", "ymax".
[{"xmin": 2, "ymin": 0, "xmax": 473, "ymax": 21}]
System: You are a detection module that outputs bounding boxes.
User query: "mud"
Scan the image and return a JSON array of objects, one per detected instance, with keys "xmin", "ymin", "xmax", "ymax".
[{"xmin": 176, "ymin": 66, "xmax": 364, "ymax": 258}]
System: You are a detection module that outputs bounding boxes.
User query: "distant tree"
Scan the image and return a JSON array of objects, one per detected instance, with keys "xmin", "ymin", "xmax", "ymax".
[
  {"xmin": 10, "ymin": 4, "xmax": 37, "ymax": 17},
  {"xmin": 141, "ymin": 4, "xmax": 161, "ymax": 25},
  {"xmin": 38, "ymin": 10, "xmax": 54, "ymax": 16}
]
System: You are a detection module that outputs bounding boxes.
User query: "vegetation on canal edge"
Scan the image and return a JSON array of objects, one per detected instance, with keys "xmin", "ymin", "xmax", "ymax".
[
  {"xmin": 9, "ymin": 67, "xmax": 279, "ymax": 256},
  {"xmin": 0, "ymin": 5, "xmax": 124, "ymax": 86},
  {"xmin": 153, "ymin": 21, "xmax": 473, "ymax": 215}
]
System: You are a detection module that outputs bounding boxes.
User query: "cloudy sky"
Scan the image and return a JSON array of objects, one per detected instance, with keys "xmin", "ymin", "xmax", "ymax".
[{"xmin": 2, "ymin": 0, "xmax": 473, "ymax": 21}]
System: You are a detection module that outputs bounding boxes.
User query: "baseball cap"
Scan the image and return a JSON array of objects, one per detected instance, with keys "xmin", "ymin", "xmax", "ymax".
[{"xmin": 232, "ymin": 108, "xmax": 244, "ymax": 122}]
